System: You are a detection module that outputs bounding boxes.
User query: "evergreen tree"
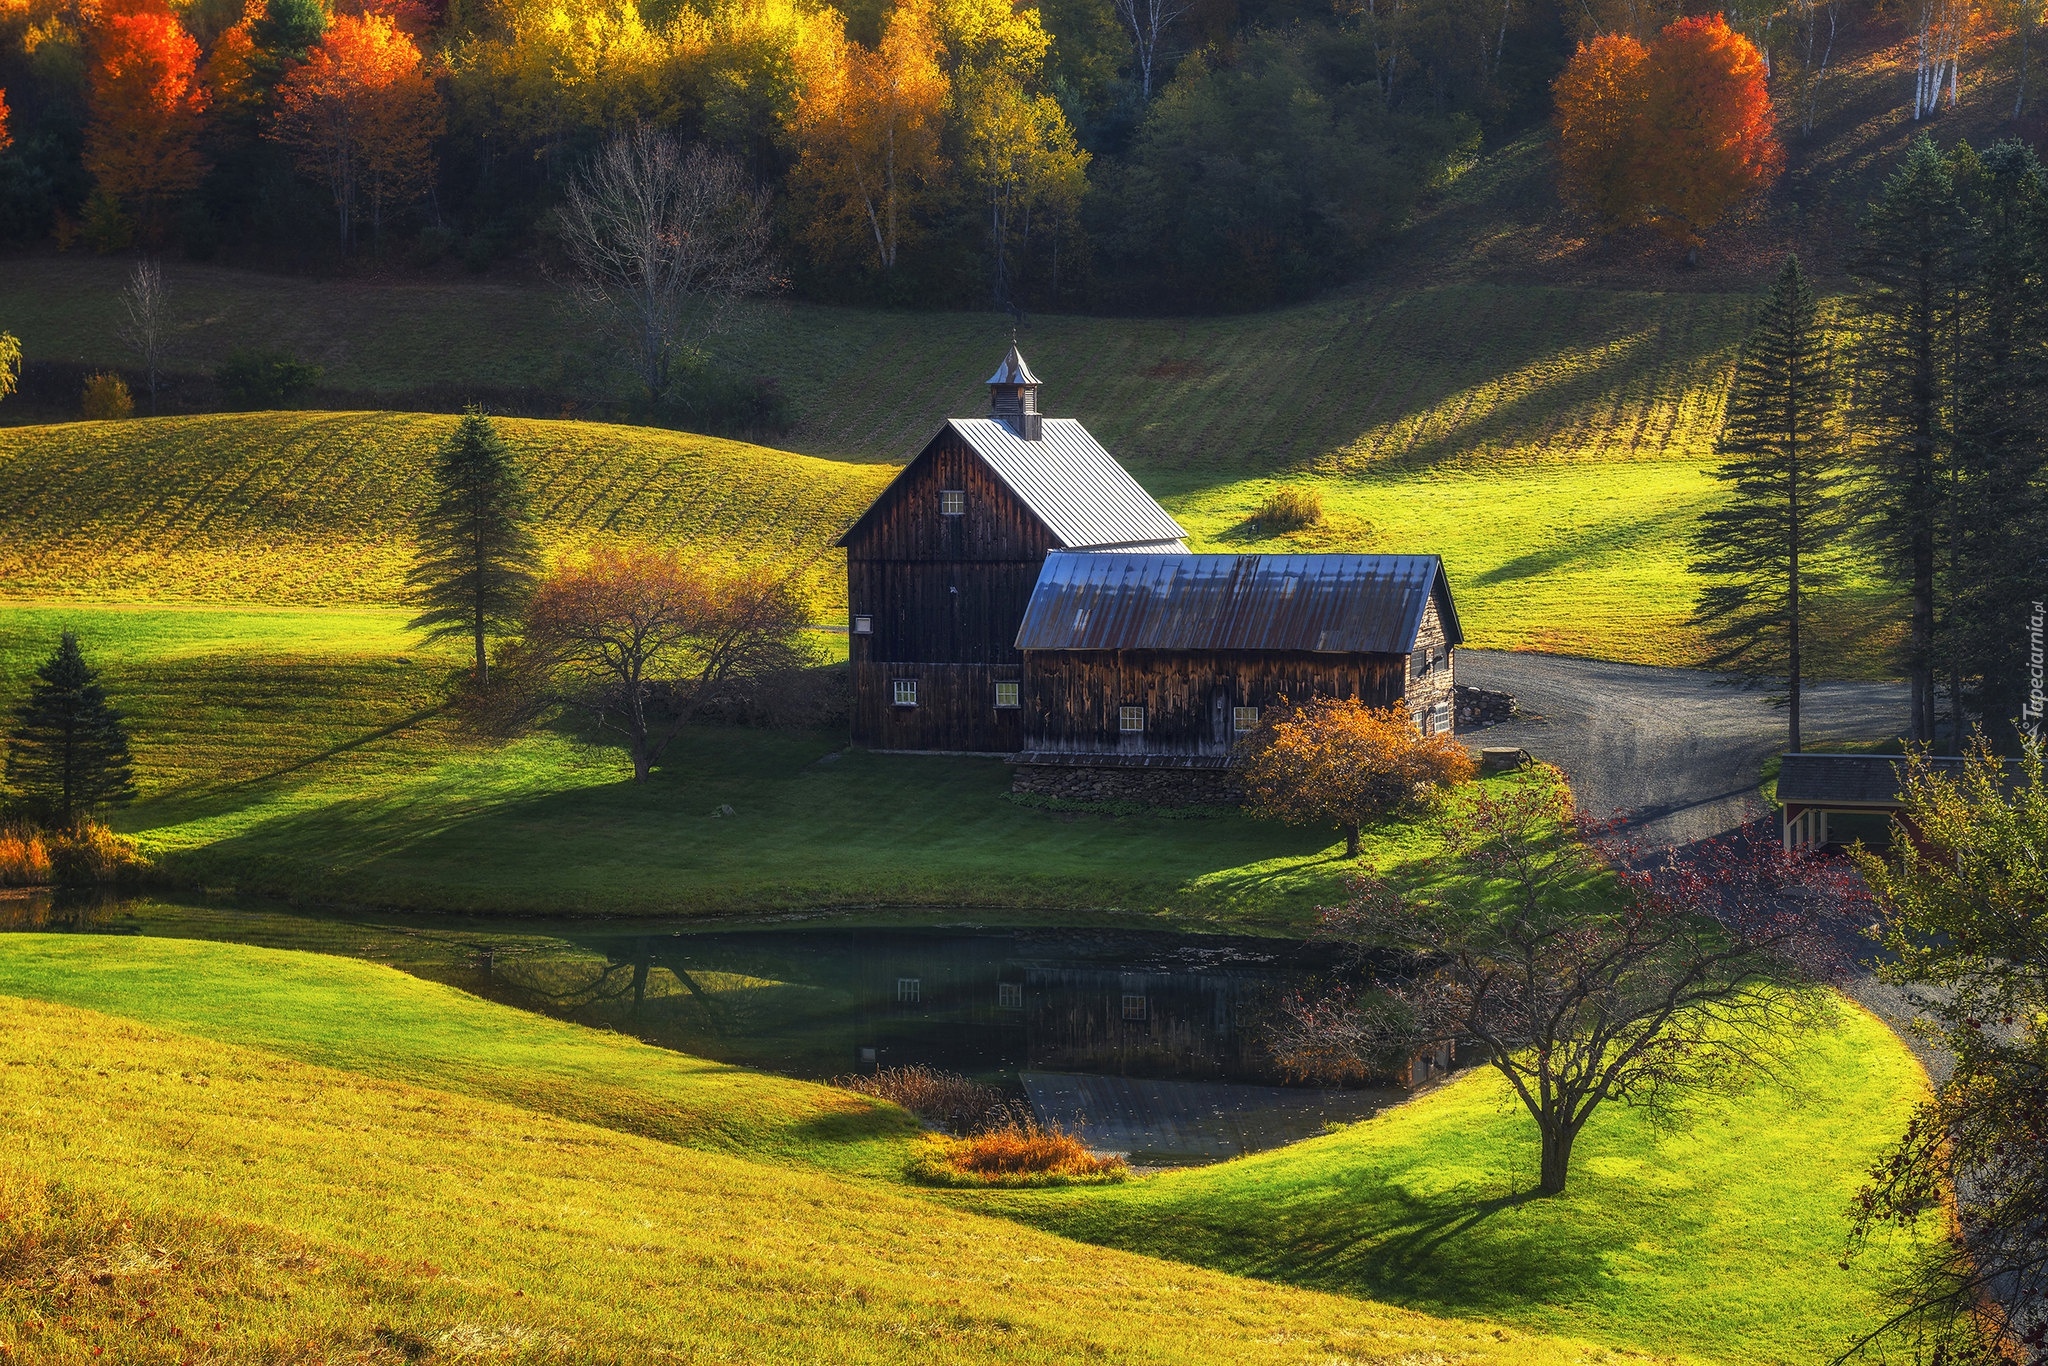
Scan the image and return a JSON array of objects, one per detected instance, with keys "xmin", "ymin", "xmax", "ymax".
[
  {"xmin": 1947, "ymin": 141, "xmax": 2048, "ymax": 750},
  {"xmin": 1690, "ymin": 253, "xmax": 1842, "ymax": 752},
  {"xmin": 4, "ymin": 632, "xmax": 138, "ymax": 826},
  {"xmin": 406, "ymin": 410, "xmax": 542, "ymax": 681},
  {"xmin": 1850, "ymin": 135, "xmax": 1975, "ymax": 745}
]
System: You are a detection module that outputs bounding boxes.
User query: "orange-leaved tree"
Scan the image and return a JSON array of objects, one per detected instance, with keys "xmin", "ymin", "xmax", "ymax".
[
  {"xmin": 269, "ymin": 13, "xmax": 444, "ymax": 251},
  {"xmin": 788, "ymin": 0, "xmax": 949, "ymax": 273},
  {"xmin": 84, "ymin": 9, "xmax": 210, "ymax": 241},
  {"xmin": 1238, "ymin": 696, "xmax": 1475, "ymax": 857},
  {"xmin": 0, "ymin": 87, "xmax": 13, "ymax": 155},
  {"xmin": 1554, "ymin": 13, "xmax": 1780, "ymax": 246}
]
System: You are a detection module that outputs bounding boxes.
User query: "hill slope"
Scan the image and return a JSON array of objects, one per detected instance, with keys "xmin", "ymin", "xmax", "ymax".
[{"xmin": 0, "ymin": 412, "xmax": 890, "ymax": 606}]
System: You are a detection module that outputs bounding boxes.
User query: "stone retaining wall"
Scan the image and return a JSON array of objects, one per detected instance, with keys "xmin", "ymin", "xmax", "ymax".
[{"xmin": 1010, "ymin": 763, "xmax": 1242, "ymax": 807}]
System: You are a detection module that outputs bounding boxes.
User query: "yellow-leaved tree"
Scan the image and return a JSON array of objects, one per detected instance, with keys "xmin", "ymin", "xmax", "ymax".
[
  {"xmin": 1238, "ymin": 696, "xmax": 1474, "ymax": 857},
  {"xmin": 788, "ymin": 0, "xmax": 949, "ymax": 273},
  {"xmin": 959, "ymin": 73, "xmax": 1088, "ymax": 304}
]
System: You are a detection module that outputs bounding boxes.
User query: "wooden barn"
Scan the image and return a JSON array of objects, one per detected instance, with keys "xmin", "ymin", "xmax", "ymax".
[
  {"xmin": 838, "ymin": 348, "xmax": 1466, "ymax": 789},
  {"xmin": 837, "ymin": 346, "xmax": 1186, "ymax": 753}
]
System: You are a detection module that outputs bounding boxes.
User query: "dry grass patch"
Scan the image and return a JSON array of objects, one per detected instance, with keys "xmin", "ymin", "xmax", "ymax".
[{"xmin": 911, "ymin": 1122, "xmax": 1130, "ymax": 1188}]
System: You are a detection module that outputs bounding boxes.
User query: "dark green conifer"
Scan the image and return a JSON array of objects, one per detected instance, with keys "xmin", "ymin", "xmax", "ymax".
[
  {"xmin": 406, "ymin": 410, "xmax": 543, "ymax": 681},
  {"xmin": 1691, "ymin": 254, "xmax": 1843, "ymax": 753},
  {"xmin": 1850, "ymin": 134, "xmax": 1975, "ymax": 745},
  {"xmin": 5, "ymin": 632, "xmax": 137, "ymax": 827}
]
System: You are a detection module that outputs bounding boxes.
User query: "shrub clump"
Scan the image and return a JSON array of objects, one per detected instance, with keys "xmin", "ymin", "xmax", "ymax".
[
  {"xmin": 215, "ymin": 349, "xmax": 322, "ymax": 409},
  {"xmin": 0, "ymin": 826, "xmax": 53, "ymax": 885},
  {"xmin": 81, "ymin": 372, "xmax": 134, "ymax": 420},
  {"xmin": 1253, "ymin": 485, "xmax": 1323, "ymax": 532},
  {"xmin": 832, "ymin": 1065, "xmax": 1025, "ymax": 1135},
  {"xmin": 909, "ymin": 1121, "xmax": 1129, "ymax": 1188},
  {"xmin": 0, "ymin": 821, "xmax": 144, "ymax": 887}
]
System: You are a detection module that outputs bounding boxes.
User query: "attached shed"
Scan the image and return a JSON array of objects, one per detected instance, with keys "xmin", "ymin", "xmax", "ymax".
[
  {"xmin": 1013, "ymin": 551, "xmax": 1464, "ymax": 763},
  {"xmin": 1777, "ymin": 752, "xmax": 2023, "ymax": 849}
]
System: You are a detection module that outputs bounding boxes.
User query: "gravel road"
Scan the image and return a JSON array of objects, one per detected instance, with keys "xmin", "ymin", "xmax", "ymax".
[{"xmin": 1457, "ymin": 650, "xmax": 1910, "ymax": 849}]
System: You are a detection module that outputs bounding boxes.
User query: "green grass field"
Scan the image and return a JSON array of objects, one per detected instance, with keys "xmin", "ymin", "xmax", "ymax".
[{"xmin": 0, "ymin": 936, "xmax": 1929, "ymax": 1364}]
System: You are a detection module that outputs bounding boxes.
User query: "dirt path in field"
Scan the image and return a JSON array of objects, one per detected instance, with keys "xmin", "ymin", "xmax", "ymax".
[{"xmin": 1457, "ymin": 650, "xmax": 1910, "ymax": 850}]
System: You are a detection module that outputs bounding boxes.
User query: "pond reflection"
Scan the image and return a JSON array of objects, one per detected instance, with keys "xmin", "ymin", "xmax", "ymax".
[{"xmin": 2, "ymin": 893, "xmax": 1417, "ymax": 1162}]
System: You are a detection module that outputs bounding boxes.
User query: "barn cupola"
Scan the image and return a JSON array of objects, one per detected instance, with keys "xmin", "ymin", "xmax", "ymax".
[{"xmin": 987, "ymin": 345, "xmax": 1043, "ymax": 440}]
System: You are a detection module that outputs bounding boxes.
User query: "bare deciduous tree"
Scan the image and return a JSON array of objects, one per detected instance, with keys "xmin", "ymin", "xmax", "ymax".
[
  {"xmin": 1911, "ymin": 0, "xmax": 1969, "ymax": 119},
  {"xmin": 521, "ymin": 546, "xmax": 815, "ymax": 782},
  {"xmin": 556, "ymin": 128, "xmax": 781, "ymax": 406},
  {"xmin": 1112, "ymin": 0, "xmax": 1196, "ymax": 99},
  {"xmin": 1271, "ymin": 773, "xmax": 1852, "ymax": 1196},
  {"xmin": 1790, "ymin": 0, "xmax": 1837, "ymax": 135},
  {"xmin": 117, "ymin": 258, "xmax": 169, "ymax": 416}
]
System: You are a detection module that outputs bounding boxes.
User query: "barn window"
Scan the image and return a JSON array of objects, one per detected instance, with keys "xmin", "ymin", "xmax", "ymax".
[
  {"xmin": 1119, "ymin": 705, "xmax": 1146, "ymax": 733},
  {"xmin": 998, "ymin": 982, "xmax": 1024, "ymax": 1010},
  {"xmin": 896, "ymin": 977, "xmax": 921, "ymax": 1004},
  {"xmin": 939, "ymin": 489, "xmax": 966, "ymax": 516},
  {"xmin": 994, "ymin": 681, "xmax": 1020, "ymax": 709},
  {"xmin": 892, "ymin": 678, "xmax": 918, "ymax": 707},
  {"xmin": 852, "ymin": 615, "xmax": 873, "ymax": 635},
  {"xmin": 1121, "ymin": 994, "xmax": 1147, "ymax": 1021},
  {"xmin": 1232, "ymin": 705, "xmax": 1260, "ymax": 734},
  {"xmin": 1432, "ymin": 701, "xmax": 1452, "ymax": 735}
]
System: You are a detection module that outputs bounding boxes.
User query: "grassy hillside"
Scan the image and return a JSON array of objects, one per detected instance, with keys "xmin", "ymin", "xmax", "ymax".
[
  {"xmin": 0, "ymin": 936, "xmax": 1930, "ymax": 1364},
  {"xmin": 977, "ymin": 1000, "xmax": 1929, "ymax": 1366},
  {"xmin": 0, "ymin": 604, "xmax": 1390, "ymax": 924},
  {"xmin": 0, "ymin": 984, "xmax": 1623, "ymax": 1366},
  {"xmin": 0, "ymin": 412, "xmax": 890, "ymax": 607}
]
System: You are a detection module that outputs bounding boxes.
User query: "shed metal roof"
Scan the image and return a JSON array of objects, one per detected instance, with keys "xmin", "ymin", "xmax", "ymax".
[
  {"xmin": 1015, "ymin": 552, "xmax": 1461, "ymax": 654},
  {"xmin": 949, "ymin": 418, "xmax": 1187, "ymax": 551},
  {"xmin": 1776, "ymin": 752, "xmax": 2023, "ymax": 807}
]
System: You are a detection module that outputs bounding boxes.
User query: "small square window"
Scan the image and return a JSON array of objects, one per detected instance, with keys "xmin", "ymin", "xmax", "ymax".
[
  {"xmin": 893, "ymin": 678, "xmax": 918, "ymax": 707},
  {"xmin": 1121, "ymin": 993, "xmax": 1147, "ymax": 1021},
  {"xmin": 852, "ymin": 614, "xmax": 872, "ymax": 635},
  {"xmin": 939, "ymin": 489, "xmax": 966, "ymax": 516},
  {"xmin": 998, "ymin": 982, "xmax": 1024, "ymax": 1010},
  {"xmin": 1119, "ymin": 705, "xmax": 1146, "ymax": 733},
  {"xmin": 994, "ymin": 681, "xmax": 1020, "ymax": 709},
  {"xmin": 896, "ymin": 977, "xmax": 921, "ymax": 1004},
  {"xmin": 1232, "ymin": 705, "xmax": 1260, "ymax": 734}
]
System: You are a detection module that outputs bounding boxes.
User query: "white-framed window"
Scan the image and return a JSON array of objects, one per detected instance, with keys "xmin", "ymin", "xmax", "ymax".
[
  {"xmin": 1121, "ymin": 993, "xmax": 1147, "ymax": 1021},
  {"xmin": 892, "ymin": 678, "xmax": 918, "ymax": 708},
  {"xmin": 998, "ymin": 982, "xmax": 1024, "ymax": 1010},
  {"xmin": 1232, "ymin": 705, "xmax": 1260, "ymax": 734},
  {"xmin": 994, "ymin": 681, "xmax": 1020, "ymax": 709},
  {"xmin": 1119, "ymin": 704, "xmax": 1146, "ymax": 733},
  {"xmin": 1432, "ymin": 700, "xmax": 1452, "ymax": 735},
  {"xmin": 939, "ymin": 489, "xmax": 966, "ymax": 516},
  {"xmin": 852, "ymin": 614, "xmax": 873, "ymax": 635},
  {"xmin": 896, "ymin": 977, "xmax": 921, "ymax": 1004}
]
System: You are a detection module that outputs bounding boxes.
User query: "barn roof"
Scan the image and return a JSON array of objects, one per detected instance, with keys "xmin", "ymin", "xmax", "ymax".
[
  {"xmin": 1015, "ymin": 552, "xmax": 1462, "ymax": 653},
  {"xmin": 836, "ymin": 418, "xmax": 1187, "ymax": 551},
  {"xmin": 1776, "ymin": 752, "xmax": 2024, "ymax": 808}
]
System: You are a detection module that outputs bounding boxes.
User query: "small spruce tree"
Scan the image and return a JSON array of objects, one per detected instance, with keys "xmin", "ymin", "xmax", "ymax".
[
  {"xmin": 1690, "ymin": 253, "xmax": 1843, "ymax": 753},
  {"xmin": 5, "ymin": 632, "xmax": 138, "ymax": 827},
  {"xmin": 406, "ymin": 409, "xmax": 543, "ymax": 681}
]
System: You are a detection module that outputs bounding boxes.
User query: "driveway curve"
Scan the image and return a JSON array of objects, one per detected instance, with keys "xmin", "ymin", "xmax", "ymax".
[{"xmin": 1457, "ymin": 650, "xmax": 1909, "ymax": 849}]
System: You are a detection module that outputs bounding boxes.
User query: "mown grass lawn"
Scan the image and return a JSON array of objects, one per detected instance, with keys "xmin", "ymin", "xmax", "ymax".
[
  {"xmin": 0, "ymin": 603, "xmax": 1405, "ymax": 925},
  {"xmin": 0, "ymin": 937, "xmax": 1932, "ymax": 1365},
  {"xmin": 0, "ymin": 984, "xmax": 1619, "ymax": 1366},
  {"xmin": 969, "ymin": 1000, "xmax": 1930, "ymax": 1366}
]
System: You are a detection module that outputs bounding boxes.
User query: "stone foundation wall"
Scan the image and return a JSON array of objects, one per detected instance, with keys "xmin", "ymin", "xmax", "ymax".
[{"xmin": 1010, "ymin": 763, "xmax": 1242, "ymax": 807}]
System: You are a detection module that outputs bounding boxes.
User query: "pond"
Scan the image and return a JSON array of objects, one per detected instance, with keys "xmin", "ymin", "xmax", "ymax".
[{"xmin": 2, "ymin": 893, "xmax": 1419, "ymax": 1163}]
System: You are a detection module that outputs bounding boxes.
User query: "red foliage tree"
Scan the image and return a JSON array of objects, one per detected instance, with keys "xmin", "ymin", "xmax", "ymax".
[
  {"xmin": 268, "ymin": 13, "xmax": 445, "ymax": 250},
  {"xmin": 1553, "ymin": 13, "xmax": 1781, "ymax": 246},
  {"xmin": 83, "ymin": 9, "xmax": 210, "ymax": 240}
]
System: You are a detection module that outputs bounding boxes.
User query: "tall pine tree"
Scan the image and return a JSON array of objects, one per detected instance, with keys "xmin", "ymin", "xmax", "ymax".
[
  {"xmin": 5, "ymin": 632, "xmax": 138, "ymax": 826},
  {"xmin": 1690, "ymin": 253, "xmax": 1842, "ymax": 752},
  {"xmin": 1948, "ymin": 141, "xmax": 2048, "ymax": 750},
  {"xmin": 1851, "ymin": 135, "xmax": 1974, "ymax": 745},
  {"xmin": 406, "ymin": 410, "xmax": 542, "ymax": 681}
]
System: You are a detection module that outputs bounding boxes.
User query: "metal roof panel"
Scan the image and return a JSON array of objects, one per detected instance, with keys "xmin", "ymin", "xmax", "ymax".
[{"xmin": 950, "ymin": 418, "xmax": 1188, "ymax": 551}]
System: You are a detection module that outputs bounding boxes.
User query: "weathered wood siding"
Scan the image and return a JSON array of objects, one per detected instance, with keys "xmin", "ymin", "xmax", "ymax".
[
  {"xmin": 1405, "ymin": 594, "xmax": 1457, "ymax": 732},
  {"xmin": 845, "ymin": 429, "xmax": 1053, "ymax": 751},
  {"xmin": 1019, "ymin": 650, "xmax": 1411, "ymax": 757}
]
